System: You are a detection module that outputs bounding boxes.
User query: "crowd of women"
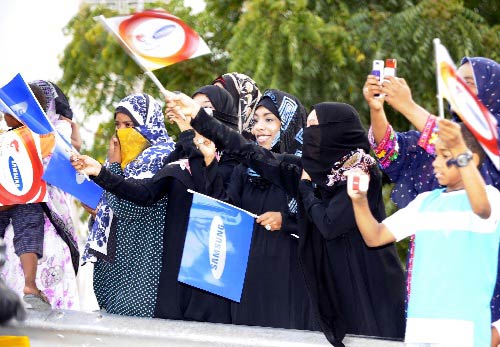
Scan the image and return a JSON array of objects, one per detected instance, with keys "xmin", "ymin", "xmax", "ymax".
[{"xmin": 1, "ymin": 55, "xmax": 499, "ymax": 346}]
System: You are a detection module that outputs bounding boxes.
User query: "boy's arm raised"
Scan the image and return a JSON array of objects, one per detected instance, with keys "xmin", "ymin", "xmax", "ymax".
[
  {"xmin": 346, "ymin": 171, "xmax": 397, "ymax": 247},
  {"xmin": 438, "ymin": 119, "xmax": 491, "ymax": 218}
]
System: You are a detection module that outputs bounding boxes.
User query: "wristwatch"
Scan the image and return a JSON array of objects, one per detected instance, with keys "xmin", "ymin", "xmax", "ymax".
[{"xmin": 447, "ymin": 150, "xmax": 473, "ymax": 168}]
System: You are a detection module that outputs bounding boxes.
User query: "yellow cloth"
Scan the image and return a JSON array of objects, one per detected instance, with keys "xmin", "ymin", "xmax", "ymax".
[
  {"xmin": 116, "ymin": 128, "xmax": 150, "ymax": 170},
  {"xmin": 0, "ymin": 336, "xmax": 30, "ymax": 347}
]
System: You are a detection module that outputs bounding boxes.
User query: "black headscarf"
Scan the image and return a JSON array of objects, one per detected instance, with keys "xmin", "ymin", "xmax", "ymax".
[
  {"xmin": 255, "ymin": 89, "xmax": 307, "ymax": 156},
  {"xmin": 302, "ymin": 102, "xmax": 370, "ymax": 190},
  {"xmin": 51, "ymin": 82, "xmax": 73, "ymax": 120},
  {"xmin": 192, "ymin": 85, "xmax": 238, "ymax": 131}
]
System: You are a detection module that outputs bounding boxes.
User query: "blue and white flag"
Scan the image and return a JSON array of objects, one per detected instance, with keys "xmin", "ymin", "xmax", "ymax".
[
  {"xmin": 178, "ymin": 190, "xmax": 256, "ymax": 302},
  {"xmin": 0, "ymin": 74, "xmax": 54, "ymax": 134},
  {"xmin": 42, "ymin": 136, "xmax": 103, "ymax": 209}
]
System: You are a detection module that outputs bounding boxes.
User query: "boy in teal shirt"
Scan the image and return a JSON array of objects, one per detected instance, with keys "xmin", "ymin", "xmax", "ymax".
[{"xmin": 347, "ymin": 119, "xmax": 500, "ymax": 346}]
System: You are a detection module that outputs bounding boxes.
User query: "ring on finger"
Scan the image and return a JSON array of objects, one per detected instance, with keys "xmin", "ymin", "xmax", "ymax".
[{"xmin": 265, "ymin": 224, "xmax": 271, "ymax": 231}]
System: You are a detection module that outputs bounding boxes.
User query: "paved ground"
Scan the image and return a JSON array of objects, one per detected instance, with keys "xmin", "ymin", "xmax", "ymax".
[{"xmin": 0, "ymin": 308, "xmax": 404, "ymax": 347}]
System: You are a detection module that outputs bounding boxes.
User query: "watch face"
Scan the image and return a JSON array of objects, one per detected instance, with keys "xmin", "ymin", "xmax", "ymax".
[{"xmin": 456, "ymin": 152, "xmax": 473, "ymax": 167}]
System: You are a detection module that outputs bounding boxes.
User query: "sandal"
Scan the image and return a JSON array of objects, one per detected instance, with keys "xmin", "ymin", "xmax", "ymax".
[{"xmin": 23, "ymin": 290, "xmax": 51, "ymax": 310}]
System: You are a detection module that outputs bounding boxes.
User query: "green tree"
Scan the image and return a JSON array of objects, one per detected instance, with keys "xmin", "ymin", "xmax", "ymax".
[
  {"xmin": 57, "ymin": 0, "xmax": 499, "ymax": 262},
  {"xmin": 58, "ymin": 0, "xmax": 225, "ymax": 159}
]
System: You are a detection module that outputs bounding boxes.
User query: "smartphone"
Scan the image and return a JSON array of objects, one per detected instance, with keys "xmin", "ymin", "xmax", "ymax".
[
  {"xmin": 372, "ymin": 60, "xmax": 384, "ymax": 97},
  {"xmin": 383, "ymin": 59, "xmax": 397, "ymax": 80},
  {"xmin": 347, "ymin": 170, "xmax": 369, "ymax": 192}
]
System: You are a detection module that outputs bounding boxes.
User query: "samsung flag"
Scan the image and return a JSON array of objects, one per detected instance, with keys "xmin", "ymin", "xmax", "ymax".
[
  {"xmin": 0, "ymin": 74, "xmax": 55, "ymax": 134},
  {"xmin": 178, "ymin": 190, "xmax": 255, "ymax": 302},
  {"xmin": 0, "ymin": 127, "xmax": 48, "ymax": 205},
  {"xmin": 42, "ymin": 136, "xmax": 103, "ymax": 209}
]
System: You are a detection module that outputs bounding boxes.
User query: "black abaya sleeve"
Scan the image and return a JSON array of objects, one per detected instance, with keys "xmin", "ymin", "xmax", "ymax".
[
  {"xmin": 299, "ymin": 174, "xmax": 385, "ymax": 240},
  {"xmin": 191, "ymin": 109, "xmax": 301, "ymax": 196},
  {"xmin": 299, "ymin": 180, "xmax": 355, "ymax": 240},
  {"xmin": 92, "ymin": 166, "xmax": 170, "ymax": 206},
  {"xmin": 162, "ymin": 129, "xmax": 195, "ymax": 165}
]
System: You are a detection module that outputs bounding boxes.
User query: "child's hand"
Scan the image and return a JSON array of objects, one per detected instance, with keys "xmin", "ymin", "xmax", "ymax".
[
  {"xmin": 436, "ymin": 119, "xmax": 468, "ymax": 154},
  {"xmin": 344, "ymin": 169, "xmax": 370, "ymax": 200},
  {"xmin": 363, "ymin": 75, "xmax": 385, "ymax": 111}
]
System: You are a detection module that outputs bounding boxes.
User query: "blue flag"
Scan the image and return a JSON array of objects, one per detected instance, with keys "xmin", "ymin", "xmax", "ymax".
[
  {"xmin": 0, "ymin": 73, "xmax": 54, "ymax": 134},
  {"xmin": 42, "ymin": 136, "xmax": 103, "ymax": 209},
  {"xmin": 178, "ymin": 190, "xmax": 256, "ymax": 302}
]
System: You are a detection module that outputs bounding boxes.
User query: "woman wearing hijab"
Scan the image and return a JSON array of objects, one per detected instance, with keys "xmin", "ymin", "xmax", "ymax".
[
  {"xmin": 191, "ymin": 85, "xmax": 240, "ymax": 188},
  {"xmin": 225, "ymin": 89, "xmax": 316, "ymax": 330},
  {"xmin": 1, "ymin": 80, "xmax": 81, "ymax": 309},
  {"xmin": 364, "ymin": 56, "xmax": 500, "ymax": 347},
  {"xmin": 82, "ymin": 93, "xmax": 176, "ymax": 317},
  {"xmin": 365, "ymin": 56, "xmax": 499, "ymax": 208},
  {"xmin": 71, "ymin": 101, "xmax": 231, "ymax": 323},
  {"xmin": 212, "ymin": 72, "xmax": 261, "ymax": 135},
  {"xmin": 165, "ymin": 95, "xmax": 406, "ymax": 345}
]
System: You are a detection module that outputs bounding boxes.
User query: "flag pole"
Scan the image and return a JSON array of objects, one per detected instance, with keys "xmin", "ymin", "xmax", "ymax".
[
  {"xmin": 95, "ymin": 15, "xmax": 170, "ymax": 98},
  {"xmin": 433, "ymin": 38, "xmax": 445, "ymax": 119}
]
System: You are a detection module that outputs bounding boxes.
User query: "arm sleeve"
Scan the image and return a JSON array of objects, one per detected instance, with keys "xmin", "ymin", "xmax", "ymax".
[
  {"xmin": 382, "ymin": 193, "xmax": 425, "ymax": 241},
  {"xmin": 191, "ymin": 109, "xmax": 301, "ymax": 196},
  {"xmin": 280, "ymin": 209, "xmax": 299, "ymax": 236},
  {"xmin": 226, "ymin": 165, "xmax": 245, "ymax": 207},
  {"xmin": 104, "ymin": 162, "xmax": 166, "ymax": 220},
  {"xmin": 299, "ymin": 180, "xmax": 358, "ymax": 240},
  {"xmin": 92, "ymin": 165, "xmax": 170, "ymax": 207}
]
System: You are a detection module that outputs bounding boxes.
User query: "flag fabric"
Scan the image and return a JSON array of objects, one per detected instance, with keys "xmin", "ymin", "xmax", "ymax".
[
  {"xmin": 0, "ymin": 127, "xmax": 47, "ymax": 205},
  {"xmin": 0, "ymin": 74, "xmax": 55, "ymax": 135},
  {"xmin": 42, "ymin": 136, "xmax": 103, "ymax": 210},
  {"xmin": 98, "ymin": 9, "xmax": 211, "ymax": 72},
  {"xmin": 178, "ymin": 190, "xmax": 256, "ymax": 302},
  {"xmin": 434, "ymin": 39, "xmax": 500, "ymax": 169}
]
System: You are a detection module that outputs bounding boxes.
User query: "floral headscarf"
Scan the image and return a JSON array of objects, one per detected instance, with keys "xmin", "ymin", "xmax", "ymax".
[
  {"xmin": 212, "ymin": 72, "xmax": 261, "ymax": 133},
  {"xmin": 82, "ymin": 94, "xmax": 175, "ymax": 264}
]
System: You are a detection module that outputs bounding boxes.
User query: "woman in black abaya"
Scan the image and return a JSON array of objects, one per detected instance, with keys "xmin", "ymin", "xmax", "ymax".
[
  {"xmin": 166, "ymin": 95, "xmax": 405, "ymax": 345},
  {"xmin": 226, "ymin": 89, "xmax": 316, "ymax": 330}
]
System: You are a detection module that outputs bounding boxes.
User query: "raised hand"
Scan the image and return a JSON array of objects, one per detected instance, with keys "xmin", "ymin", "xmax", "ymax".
[
  {"xmin": 70, "ymin": 154, "xmax": 102, "ymax": 177},
  {"xmin": 166, "ymin": 107, "xmax": 192, "ymax": 132},
  {"xmin": 108, "ymin": 136, "xmax": 121, "ymax": 164},
  {"xmin": 344, "ymin": 169, "xmax": 370, "ymax": 201},
  {"xmin": 436, "ymin": 118, "xmax": 467, "ymax": 154},
  {"xmin": 165, "ymin": 92, "xmax": 201, "ymax": 119},
  {"xmin": 194, "ymin": 135, "xmax": 216, "ymax": 166},
  {"xmin": 363, "ymin": 75, "xmax": 385, "ymax": 111},
  {"xmin": 381, "ymin": 76, "xmax": 414, "ymax": 115}
]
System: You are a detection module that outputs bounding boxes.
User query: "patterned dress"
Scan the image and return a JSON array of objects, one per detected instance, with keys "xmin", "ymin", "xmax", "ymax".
[
  {"xmin": 1, "ymin": 80, "xmax": 80, "ymax": 309},
  {"xmin": 83, "ymin": 93, "xmax": 175, "ymax": 317}
]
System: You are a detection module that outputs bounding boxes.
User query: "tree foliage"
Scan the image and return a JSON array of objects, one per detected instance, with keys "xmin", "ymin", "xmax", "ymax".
[{"xmin": 57, "ymin": 0, "xmax": 499, "ymax": 235}]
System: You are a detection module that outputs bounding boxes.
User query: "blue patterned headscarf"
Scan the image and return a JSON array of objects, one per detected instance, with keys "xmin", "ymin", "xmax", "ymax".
[
  {"xmin": 82, "ymin": 94, "xmax": 175, "ymax": 264},
  {"xmin": 460, "ymin": 57, "xmax": 500, "ymax": 121}
]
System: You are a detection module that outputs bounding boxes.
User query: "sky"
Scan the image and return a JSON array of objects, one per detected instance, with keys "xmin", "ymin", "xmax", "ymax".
[
  {"xmin": 0, "ymin": 0, "xmax": 80, "ymax": 85},
  {"xmin": 0, "ymin": 0, "xmax": 205, "ymax": 138}
]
